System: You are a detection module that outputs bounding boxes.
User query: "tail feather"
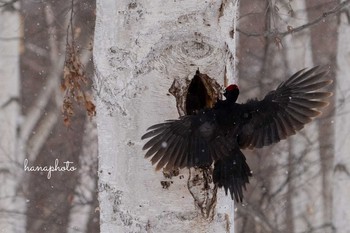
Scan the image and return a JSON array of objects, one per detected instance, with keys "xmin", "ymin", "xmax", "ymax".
[{"xmin": 213, "ymin": 150, "xmax": 252, "ymax": 202}]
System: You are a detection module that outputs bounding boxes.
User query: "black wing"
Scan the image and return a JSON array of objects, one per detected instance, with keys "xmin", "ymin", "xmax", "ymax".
[
  {"xmin": 141, "ymin": 111, "xmax": 236, "ymax": 171},
  {"xmin": 237, "ymin": 67, "xmax": 332, "ymax": 149}
]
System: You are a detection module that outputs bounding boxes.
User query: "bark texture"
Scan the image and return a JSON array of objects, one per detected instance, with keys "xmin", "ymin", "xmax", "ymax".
[{"xmin": 94, "ymin": 0, "xmax": 239, "ymax": 232}]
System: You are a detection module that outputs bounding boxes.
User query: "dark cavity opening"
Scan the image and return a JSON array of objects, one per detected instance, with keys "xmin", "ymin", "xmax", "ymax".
[
  {"xmin": 185, "ymin": 70, "xmax": 221, "ymax": 115},
  {"xmin": 168, "ymin": 70, "xmax": 222, "ymax": 116}
]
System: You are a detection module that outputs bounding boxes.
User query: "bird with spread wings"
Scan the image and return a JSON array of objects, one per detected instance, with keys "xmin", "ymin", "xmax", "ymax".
[{"xmin": 142, "ymin": 67, "xmax": 332, "ymax": 202}]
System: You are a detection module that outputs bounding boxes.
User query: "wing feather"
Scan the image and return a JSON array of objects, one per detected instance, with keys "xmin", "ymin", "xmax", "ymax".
[
  {"xmin": 238, "ymin": 67, "xmax": 332, "ymax": 149},
  {"xmin": 142, "ymin": 112, "xmax": 235, "ymax": 170}
]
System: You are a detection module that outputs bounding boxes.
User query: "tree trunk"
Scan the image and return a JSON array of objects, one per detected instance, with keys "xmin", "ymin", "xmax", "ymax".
[
  {"xmin": 306, "ymin": 1, "xmax": 337, "ymax": 228},
  {"xmin": 333, "ymin": 11, "xmax": 350, "ymax": 233},
  {"xmin": 68, "ymin": 120, "xmax": 99, "ymax": 233},
  {"xmin": 0, "ymin": 7, "xmax": 24, "ymax": 233},
  {"xmin": 283, "ymin": 1, "xmax": 324, "ymax": 231},
  {"xmin": 94, "ymin": 0, "xmax": 239, "ymax": 232}
]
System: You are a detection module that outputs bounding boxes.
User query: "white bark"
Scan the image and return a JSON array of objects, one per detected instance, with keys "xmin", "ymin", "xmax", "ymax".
[
  {"xmin": 0, "ymin": 7, "xmax": 24, "ymax": 233},
  {"xmin": 333, "ymin": 10, "xmax": 350, "ymax": 233},
  {"xmin": 94, "ymin": 0, "xmax": 238, "ymax": 232}
]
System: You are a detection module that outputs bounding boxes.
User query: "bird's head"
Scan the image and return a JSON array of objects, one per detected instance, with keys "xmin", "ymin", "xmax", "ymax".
[{"xmin": 224, "ymin": 84, "xmax": 239, "ymax": 102}]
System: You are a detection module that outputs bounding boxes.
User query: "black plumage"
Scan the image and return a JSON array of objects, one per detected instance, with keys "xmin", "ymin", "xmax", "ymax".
[{"xmin": 141, "ymin": 67, "xmax": 332, "ymax": 202}]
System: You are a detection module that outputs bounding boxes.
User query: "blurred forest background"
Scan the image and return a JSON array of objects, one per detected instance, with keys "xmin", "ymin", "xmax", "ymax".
[{"xmin": 0, "ymin": 0, "xmax": 349, "ymax": 232}]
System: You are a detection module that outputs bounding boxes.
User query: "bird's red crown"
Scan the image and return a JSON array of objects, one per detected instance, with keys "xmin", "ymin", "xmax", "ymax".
[{"xmin": 225, "ymin": 84, "xmax": 239, "ymax": 91}]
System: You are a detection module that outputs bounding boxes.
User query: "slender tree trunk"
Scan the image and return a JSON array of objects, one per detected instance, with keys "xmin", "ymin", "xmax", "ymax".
[
  {"xmin": 333, "ymin": 10, "xmax": 350, "ymax": 233},
  {"xmin": 283, "ymin": 0, "xmax": 324, "ymax": 231},
  {"xmin": 68, "ymin": 120, "xmax": 98, "ymax": 233},
  {"xmin": 0, "ymin": 7, "xmax": 24, "ymax": 233},
  {"xmin": 94, "ymin": 0, "xmax": 239, "ymax": 232},
  {"xmin": 306, "ymin": 0, "xmax": 337, "ymax": 228}
]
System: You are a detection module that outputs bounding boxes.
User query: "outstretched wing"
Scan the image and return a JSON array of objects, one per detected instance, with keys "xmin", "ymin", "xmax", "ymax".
[
  {"xmin": 237, "ymin": 67, "xmax": 332, "ymax": 149},
  {"xmin": 141, "ymin": 112, "xmax": 236, "ymax": 171}
]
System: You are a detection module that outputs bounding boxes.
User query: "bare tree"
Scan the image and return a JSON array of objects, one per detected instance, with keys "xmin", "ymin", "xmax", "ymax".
[
  {"xmin": 0, "ymin": 0, "xmax": 98, "ymax": 232},
  {"xmin": 235, "ymin": 0, "xmax": 348, "ymax": 233},
  {"xmin": 21, "ymin": 0, "xmax": 98, "ymax": 231}
]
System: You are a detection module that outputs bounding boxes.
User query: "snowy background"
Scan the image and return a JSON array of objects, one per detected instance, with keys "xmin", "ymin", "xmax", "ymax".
[{"xmin": 0, "ymin": 0, "xmax": 349, "ymax": 232}]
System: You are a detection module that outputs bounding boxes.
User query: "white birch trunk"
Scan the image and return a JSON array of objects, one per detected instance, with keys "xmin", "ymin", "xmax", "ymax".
[
  {"xmin": 94, "ymin": 0, "xmax": 239, "ymax": 232},
  {"xmin": 0, "ymin": 7, "xmax": 25, "ymax": 233},
  {"xmin": 333, "ymin": 10, "xmax": 350, "ymax": 233}
]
